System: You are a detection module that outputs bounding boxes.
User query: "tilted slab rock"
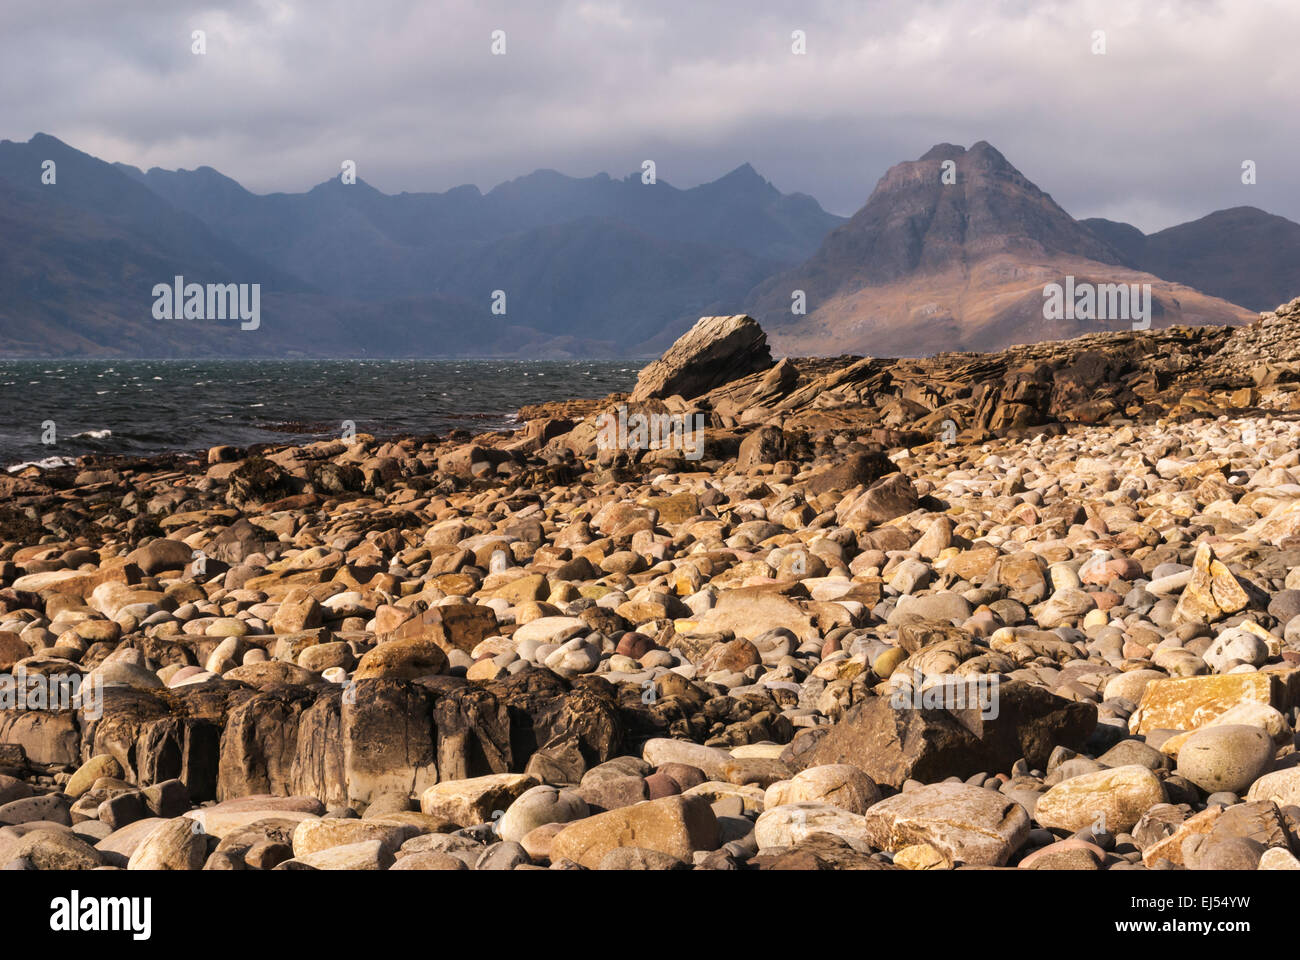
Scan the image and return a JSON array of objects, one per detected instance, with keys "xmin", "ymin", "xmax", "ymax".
[{"xmin": 629, "ymin": 315, "xmax": 773, "ymax": 402}]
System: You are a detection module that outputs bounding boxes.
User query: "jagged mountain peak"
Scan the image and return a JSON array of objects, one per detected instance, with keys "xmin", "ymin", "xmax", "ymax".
[
  {"xmin": 745, "ymin": 141, "xmax": 1252, "ymax": 357},
  {"xmin": 809, "ymin": 141, "xmax": 1122, "ymax": 288}
]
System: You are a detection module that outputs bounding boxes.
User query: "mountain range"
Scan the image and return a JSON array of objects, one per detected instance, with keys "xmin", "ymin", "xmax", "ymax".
[{"xmin": 0, "ymin": 133, "xmax": 1293, "ymax": 358}]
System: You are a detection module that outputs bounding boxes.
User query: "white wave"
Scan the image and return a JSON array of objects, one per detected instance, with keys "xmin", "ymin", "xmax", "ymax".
[
  {"xmin": 7, "ymin": 456, "xmax": 76, "ymax": 472},
  {"xmin": 70, "ymin": 429, "xmax": 112, "ymax": 440}
]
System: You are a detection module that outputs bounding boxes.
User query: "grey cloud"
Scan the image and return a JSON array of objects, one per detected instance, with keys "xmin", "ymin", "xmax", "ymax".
[{"xmin": 1, "ymin": 0, "xmax": 1296, "ymax": 231}]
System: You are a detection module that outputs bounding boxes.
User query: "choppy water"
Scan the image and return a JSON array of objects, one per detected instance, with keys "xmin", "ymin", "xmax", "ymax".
[{"xmin": 0, "ymin": 359, "xmax": 640, "ymax": 470}]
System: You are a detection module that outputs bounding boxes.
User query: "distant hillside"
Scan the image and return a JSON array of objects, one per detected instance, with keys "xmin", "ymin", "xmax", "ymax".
[
  {"xmin": 0, "ymin": 134, "xmax": 319, "ymax": 356},
  {"xmin": 115, "ymin": 152, "xmax": 843, "ymax": 351},
  {"xmin": 0, "ymin": 133, "xmax": 844, "ymax": 356},
  {"xmin": 1083, "ymin": 207, "xmax": 1300, "ymax": 312},
  {"xmin": 747, "ymin": 142, "xmax": 1254, "ymax": 356}
]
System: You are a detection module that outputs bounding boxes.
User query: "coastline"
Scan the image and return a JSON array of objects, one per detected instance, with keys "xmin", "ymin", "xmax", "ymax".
[{"xmin": 3, "ymin": 306, "xmax": 1300, "ymax": 872}]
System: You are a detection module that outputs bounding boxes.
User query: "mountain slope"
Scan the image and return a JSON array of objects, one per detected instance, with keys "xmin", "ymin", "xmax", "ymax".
[
  {"xmin": 0, "ymin": 133, "xmax": 1282, "ymax": 359},
  {"xmin": 1083, "ymin": 207, "xmax": 1300, "ymax": 312},
  {"xmin": 1, "ymin": 134, "xmax": 842, "ymax": 356},
  {"xmin": 120, "ymin": 160, "xmax": 844, "ymax": 301},
  {"xmin": 747, "ymin": 142, "xmax": 1254, "ymax": 356},
  {"xmin": 0, "ymin": 134, "xmax": 332, "ymax": 356}
]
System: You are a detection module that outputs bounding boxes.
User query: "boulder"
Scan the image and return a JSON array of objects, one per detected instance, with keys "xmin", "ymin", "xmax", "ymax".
[
  {"xmin": 420, "ymin": 773, "xmax": 540, "ymax": 828},
  {"xmin": 549, "ymin": 794, "xmax": 720, "ymax": 867},
  {"xmin": 290, "ymin": 818, "xmax": 422, "ymax": 858},
  {"xmin": 353, "ymin": 638, "xmax": 448, "ymax": 681},
  {"xmin": 629, "ymin": 315, "xmax": 773, "ymax": 402},
  {"xmin": 1174, "ymin": 725, "xmax": 1275, "ymax": 795},
  {"xmin": 860, "ymin": 782, "xmax": 1031, "ymax": 866},
  {"xmin": 754, "ymin": 802, "xmax": 872, "ymax": 848},
  {"xmin": 1129, "ymin": 674, "xmax": 1284, "ymax": 736},
  {"xmin": 838, "ymin": 474, "xmax": 918, "ymax": 527},
  {"xmin": 127, "ymin": 818, "xmax": 208, "ymax": 870},
  {"xmin": 1034, "ymin": 765, "xmax": 1166, "ymax": 834},
  {"xmin": 795, "ymin": 684, "xmax": 1094, "ymax": 789},
  {"xmin": 763, "ymin": 765, "xmax": 881, "ymax": 814}
]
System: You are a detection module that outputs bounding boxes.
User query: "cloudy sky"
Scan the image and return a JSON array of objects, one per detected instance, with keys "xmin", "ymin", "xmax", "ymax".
[{"xmin": 2, "ymin": 0, "xmax": 1296, "ymax": 231}]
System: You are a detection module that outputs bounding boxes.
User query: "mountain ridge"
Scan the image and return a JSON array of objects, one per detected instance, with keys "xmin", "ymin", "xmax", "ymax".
[
  {"xmin": 0, "ymin": 133, "xmax": 844, "ymax": 356},
  {"xmin": 0, "ymin": 133, "xmax": 1292, "ymax": 358},
  {"xmin": 746, "ymin": 142, "xmax": 1255, "ymax": 356},
  {"xmin": 1082, "ymin": 206, "xmax": 1300, "ymax": 312}
]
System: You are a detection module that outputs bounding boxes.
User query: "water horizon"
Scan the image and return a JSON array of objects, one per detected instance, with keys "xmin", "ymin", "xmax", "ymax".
[{"xmin": 0, "ymin": 358, "xmax": 640, "ymax": 471}]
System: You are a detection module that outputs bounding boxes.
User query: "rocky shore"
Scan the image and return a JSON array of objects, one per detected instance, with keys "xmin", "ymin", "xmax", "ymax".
[{"xmin": 5, "ymin": 301, "xmax": 1300, "ymax": 871}]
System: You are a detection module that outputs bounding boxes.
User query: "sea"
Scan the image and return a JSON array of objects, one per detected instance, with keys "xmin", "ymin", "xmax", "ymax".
[{"xmin": 0, "ymin": 359, "xmax": 641, "ymax": 471}]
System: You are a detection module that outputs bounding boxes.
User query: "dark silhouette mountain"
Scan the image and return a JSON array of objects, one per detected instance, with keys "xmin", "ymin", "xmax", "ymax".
[
  {"xmin": 1079, "ymin": 217, "xmax": 1148, "ymax": 265},
  {"xmin": 0, "ymin": 134, "xmax": 329, "ymax": 356},
  {"xmin": 0, "ymin": 133, "xmax": 1289, "ymax": 359},
  {"xmin": 747, "ymin": 142, "xmax": 1253, "ymax": 356},
  {"xmin": 1083, "ymin": 207, "xmax": 1300, "ymax": 312},
  {"xmin": 0, "ymin": 133, "xmax": 842, "ymax": 356},
  {"xmin": 116, "ymin": 158, "xmax": 843, "ymax": 308}
]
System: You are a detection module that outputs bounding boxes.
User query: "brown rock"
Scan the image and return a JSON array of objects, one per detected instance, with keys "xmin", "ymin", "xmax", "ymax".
[
  {"xmin": 630, "ymin": 315, "xmax": 773, "ymax": 402},
  {"xmin": 549, "ymin": 794, "xmax": 720, "ymax": 868},
  {"xmin": 839, "ymin": 473, "xmax": 918, "ymax": 527},
  {"xmin": 1035, "ymin": 765, "xmax": 1166, "ymax": 835},
  {"xmin": 420, "ymin": 773, "xmax": 539, "ymax": 828},
  {"xmin": 0, "ymin": 632, "xmax": 29, "ymax": 672},
  {"xmin": 392, "ymin": 603, "xmax": 499, "ymax": 654},
  {"xmin": 861, "ymin": 782, "xmax": 1031, "ymax": 866},
  {"xmin": 695, "ymin": 637, "xmax": 762, "ymax": 674},
  {"xmin": 353, "ymin": 638, "xmax": 449, "ymax": 681},
  {"xmin": 1129, "ymin": 673, "xmax": 1284, "ymax": 736},
  {"xmin": 1172, "ymin": 542, "xmax": 1250, "ymax": 624}
]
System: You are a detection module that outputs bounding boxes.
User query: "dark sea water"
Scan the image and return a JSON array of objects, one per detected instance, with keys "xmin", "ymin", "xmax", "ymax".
[{"xmin": 0, "ymin": 359, "xmax": 641, "ymax": 470}]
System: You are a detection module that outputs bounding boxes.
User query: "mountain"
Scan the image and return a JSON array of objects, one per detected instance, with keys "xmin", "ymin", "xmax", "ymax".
[
  {"xmin": 0, "ymin": 133, "xmax": 1286, "ymax": 359},
  {"xmin": 113, "ymin": 155, "xmax": 843, "ymax": 350},
  {"xmin": 122, "ymin": 160, "xmax": 840, "ymax": 278},
  {"xmin": 1083, "ymin": 207, "xmax": 1300, "ymax": 312},
  {"xmin": 0, "ymin": 134, "xmax": 330, "ymax": 356},
  {"xmin": 1079, "ymin": 217, "xmax": 1148, "ymax": 265},
  {"xmin": 0, "ymin": 133, "xmax": 844, "ymax": 356},
  {"xmin": 745, "ymin": 142, "xmax": 1255, "ymax": 356}
]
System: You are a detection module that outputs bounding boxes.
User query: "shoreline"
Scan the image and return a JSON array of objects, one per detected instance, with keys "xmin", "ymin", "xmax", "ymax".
[
  {"xmin": 0, "ymin": 357, "xmax": 643, "ymax": 474},
  {"xmin": 3, "ymin": 305, "xmax": 1300, "ymax": 872}
]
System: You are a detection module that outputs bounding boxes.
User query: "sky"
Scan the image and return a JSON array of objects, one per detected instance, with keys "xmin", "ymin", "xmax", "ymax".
[{"xmin": 2, "ymin": 0, "xmax": 1297, "ymax": 232}]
